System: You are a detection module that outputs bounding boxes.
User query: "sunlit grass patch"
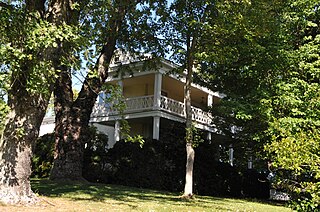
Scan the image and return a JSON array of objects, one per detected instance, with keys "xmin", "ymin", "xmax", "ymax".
[{"xmin": 0, "ymin": 179, "xmax": 292, "ymax": 212}]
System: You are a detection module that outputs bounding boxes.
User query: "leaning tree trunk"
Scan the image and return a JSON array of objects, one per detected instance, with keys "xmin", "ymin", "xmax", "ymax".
[
  {"xmin": 50, "ymin": 2, "xmax": 129, "ymax": 180},
  {"xmin": 50, "ymin": 45, "xmax": 117, "ymax": 180},
  {"xmin": 0, "ymin": 91, "xmax": 50, "ymax": 204},
  {"xmin": 49, "ymin": 66, "xmax": 97, "ymax": 180}
]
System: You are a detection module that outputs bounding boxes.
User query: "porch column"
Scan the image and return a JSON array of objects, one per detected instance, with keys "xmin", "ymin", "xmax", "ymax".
[
  {"xmin": 207, "ymin": 132, "xmax": 212, "ymax": 141},
  {"xmin": 229, "ymin": 144, "xmax": 234, "ymax": 166},
  {"xmin": 97, "ymin": 92, "xmax": 105, "ymax": 104},
  {"xmin": 114, "ymin": 120, "xmax": 120, "ymax": 142},
  {"xmin": 248, "ymin": 156, "xmax": 253, "ymax": 169},
  {"xmin": 118, "ymin": 80, "xmax": 123, "ymax": 93},
  {"xmin": 153, "ymin": 116, "xmax": 160, "ymax": 140},
  {"xmin": 154, "ymin": 72, "xmax": 162, "ymax": 109},
  {"xmin": 207, "ymin": 94, "xmax": 213, "ymax": 107}
]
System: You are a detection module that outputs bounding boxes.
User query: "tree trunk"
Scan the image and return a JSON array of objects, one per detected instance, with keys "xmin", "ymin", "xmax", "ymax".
[
  {"xmin": 50, "ymin": 1, "xmax": 130, "ymax": 180},
  {"xmin": 0, "ymin": 0, "xmax": 78, "ymax": 204},
  {"xmin": 184, "ymin": 142, "xmax": 195, "ymax": 196},
  {"xmin": 49, "ymin": 65, "xmax": 97, "ymax": 180},
  {"xmin": 49, "ymin": 116, "xmax": 89, "ymax": 181},
  {"xmin": 49, "ymin": 66, "xmax": 87, "ymax": 180},
  {"xmin": 183, "ymin": 63, "xmax": 195, "ymax": 197},
  {"xmin": 42, "ymin": 0, "xmax": 82, "ymax": 180},
  {"xmin": 50, "ymin": 47, "xmax": 116, "ymax": 181},
  {"xmin": 0, "ymin": 93, "xmax": 49, "ymax": 204},
  {"xmin": 183, "ymin": 31, "xmax": 196, "ymax": 197}
]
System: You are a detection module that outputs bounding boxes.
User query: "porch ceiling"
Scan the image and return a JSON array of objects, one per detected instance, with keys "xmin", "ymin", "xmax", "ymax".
[
  {"xmin": 162, "ymin": 76, "xmax": 209, "ymax": 106},
  {"xmin": 107, "ymin": 72, "xmax": 213, "ymax": 107},
  {"xmin": 123, "ymin": 74, "xmax": 154, "ymax": 86},
  {"xmin": 108, "ymin": 74, "xmax": 155, "ymax": 86}
]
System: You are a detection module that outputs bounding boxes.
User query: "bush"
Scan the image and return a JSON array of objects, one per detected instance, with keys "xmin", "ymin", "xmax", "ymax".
[
  {"xmin": 87, "ymin": 122, "xmax": 187, "ymax": 191},
  {"xmin": 33, "ymin": 123, "xmax": 270, "ymax": 199},
  {"xmin": 102, "ymin": 138, "xmax": 186, "ymax": 191},
  {"xmin": 31, "ymin": 133, "xmax": 55, "ymax": 178},
  {"xmin": 82, "ymin": 126, "xmax": 109, "ymax": 182},
  {"xmin": 194, "ymin": 141, "xmax": 243, "ymax": 197},
  {"xmin": 85, "ymin": 122, "xmax": 248, "ymax": 198},
  {"xmin": 273, "ymin": 169, "xmax": 320, "ymax": 211},
  {"xmin": 32, "ymin": 126, "xmax": 109, "ymax": 179},
  {"xmin": 242, "ymin": 169, "xmax": 270, "ymax": 199}
]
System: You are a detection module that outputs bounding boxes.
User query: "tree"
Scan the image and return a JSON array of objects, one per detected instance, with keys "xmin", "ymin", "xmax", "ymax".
[
  {"xmin": 166, "ymin": 0, "xmax": 217, "ymax": 197},
  {"xmin": 194, "ymin": 0, "xmax": 287, "ymax": 163},
  {"xmin": 50, "ymin": 0, "xmax": 166, "ymax": 180},
  {"xmin": 263, "ymin": 0, "xmax": 320, "ymax": 209},
  {"xmin": 196, "ymin": 0, "xmax": 320, "ymax": 208},
  {"xmin": 0, "ymin": 0, "xmax": 81, "ymax": 204}
]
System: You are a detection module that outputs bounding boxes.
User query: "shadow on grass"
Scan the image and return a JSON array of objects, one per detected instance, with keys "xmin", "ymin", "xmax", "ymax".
[
  {"xmin": 31, "ymin": 179, "xmax": 229, "ymax": 209},
  {"xmin": 31, "ymin": 179, "xmax": 288, "ymax": 211}
]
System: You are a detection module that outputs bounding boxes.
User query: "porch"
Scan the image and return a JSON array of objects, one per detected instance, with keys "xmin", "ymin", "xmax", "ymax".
[
  {"xmin": 91, "ymin": 95, "xmax": 212, "ymax": 124},
  {"xmin": 90, "ymin": 94, "xmax": 215, "ymax": 142}
]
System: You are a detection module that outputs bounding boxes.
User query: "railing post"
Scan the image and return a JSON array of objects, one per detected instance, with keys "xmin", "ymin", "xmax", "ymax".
[
  {"xmin": 248, "ymin": 156, "xmax": 253, "ymax": 169},
  {"xmin": 154, "ymin": 72, "xmax": 162, "ymax": 109}
]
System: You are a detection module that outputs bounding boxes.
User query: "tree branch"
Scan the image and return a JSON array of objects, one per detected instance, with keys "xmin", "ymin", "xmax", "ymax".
[{"xmin": 0, "ymin": 2, "xmax": 14, "ymax": 11}]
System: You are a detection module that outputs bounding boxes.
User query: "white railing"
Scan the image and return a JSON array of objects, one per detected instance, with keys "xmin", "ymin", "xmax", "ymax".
[
  {"xmin": 126, "ymin": 95, "xmax": 154, "ymax": 112},
  {"xmin": 160, "ymin": 96, "xmax": 184, "ymax": 116},
  {"xmin": 191, "ymin": 106, "xmax": 212, "ymax": 125},
  {"xmin": 91, "ymin": 96, "xmax": 154, "ymax": 117},
  {"xmin": 160, "ymin": 96, "xmax": 211, "ymax": 125},
  {"xmin": 91, "ymin": 103, "xmax": 117, "ymax": 117},
  {"xmin": 91, "ymin": 95, "xmax": 212, "ymax": 125}
]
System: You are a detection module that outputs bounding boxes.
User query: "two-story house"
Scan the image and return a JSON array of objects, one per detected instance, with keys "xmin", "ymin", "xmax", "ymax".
[
  {"xmin": 91, "ymin": 54, "xmax": 223, "ymax": 147},
  {"xmin": 40, "ymin": 53, "xmax": 223, "ymax": 149}
]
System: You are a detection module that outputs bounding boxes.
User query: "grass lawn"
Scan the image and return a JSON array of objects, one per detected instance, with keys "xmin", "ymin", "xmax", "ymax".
[{"xmin": 0, "ymin": 179, "xmax": 292, "ymax": 212}]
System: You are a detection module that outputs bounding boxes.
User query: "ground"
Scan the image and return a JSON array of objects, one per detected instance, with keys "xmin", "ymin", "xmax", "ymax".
[{"xmin": 0, "ymin": 179, "xmax": 292, "ymax": 212}]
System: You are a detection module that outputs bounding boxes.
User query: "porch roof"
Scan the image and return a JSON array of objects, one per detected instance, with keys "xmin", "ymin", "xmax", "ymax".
[{"xmin": 107, "ymin": 58, "xmax": 225, "ymax": 99}]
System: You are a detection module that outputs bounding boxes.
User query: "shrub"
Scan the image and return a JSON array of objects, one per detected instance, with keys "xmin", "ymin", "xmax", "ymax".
[
  {"xmin": 242, "ymin": 169, "xmax": 270, "ymax": 199},
  {"xmin": 86, "ymin": 122, "xmax": 247, "ymax": 198},
  {"xmin": 88, "ymin": 122, "xmax": 187, "ymax": 192},
  {"xmin": 101, "ymin": 138, "xmax": 186, "ymax": 191},
  {"xmin": 82, "ymin": 126, "xmax": 109, "ymax": 182},
  {"xmin": 33, "ymin": 123, "xmax": 270, "ymax": 199},
  {"xmin": 31, "ymin": 133, "xmax": 55, "ymax": 178},
  {"xmin": 194, "ymin": 141, "xmax": 243, "ymax": 197},
  {"xmin": 82, "ymin": 121, "xmax": 186, "ymax": 191},
  {"xmin": 32, "ymin": 126, "xmax": 109, "ymax": 179}
]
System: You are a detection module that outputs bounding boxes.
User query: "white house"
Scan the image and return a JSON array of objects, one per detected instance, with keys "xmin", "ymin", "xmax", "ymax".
[{"xmin": 40, "ymin": 53, "xmax": 223, "ymax": 148}]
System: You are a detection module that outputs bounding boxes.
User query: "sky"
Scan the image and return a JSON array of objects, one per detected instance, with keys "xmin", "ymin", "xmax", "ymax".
[{"xmin": 72, "ymin": 0, "xmax": 176, "ymax": 91}]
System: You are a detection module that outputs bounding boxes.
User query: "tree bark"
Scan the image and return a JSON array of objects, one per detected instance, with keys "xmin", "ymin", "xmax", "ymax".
[
  {"xmin": 0, "ymin": 0, "xmax": 77, "ymax": 204},
  {"xmin": 47, "ymin": 0, "xmax": 85, "ymax": 180},
  {"xmin": 184, "ymin": 143, "xmax": 195, "ymax": 196},
  {"xmin": 50, "ymin": 1, "xmax": 131, "ymax": 180},
  {"xmin": 0, "ymin": 73, "xmax": 50, "ymax": 204}
]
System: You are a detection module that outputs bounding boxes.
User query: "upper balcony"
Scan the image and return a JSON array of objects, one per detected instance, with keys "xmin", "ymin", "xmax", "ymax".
[
  {"xmin": 41, "ymin": 58, "xmax": 222, "ymax": 140},
  {"xmin": 89, "ymin": 59, "xmax": 223, "ymax": 134},
  {"xmin": 91, "ymin": 95, "xmax": 212, "ymax": 126}
]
